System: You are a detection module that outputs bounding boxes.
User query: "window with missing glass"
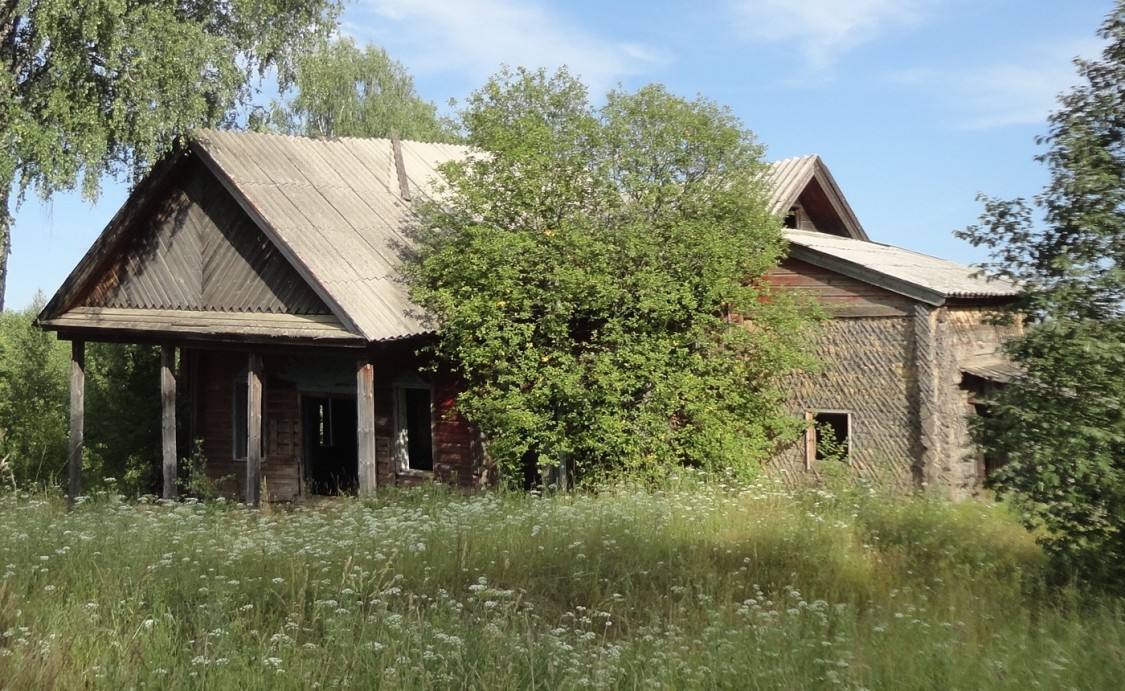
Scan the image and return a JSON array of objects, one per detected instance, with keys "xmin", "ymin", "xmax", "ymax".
[
  {"xmin": 393, "ymin": 373, "xmax": 435, "ymax": 472},
  {"xmin": 805, "ymin": 410, "xmax": 851, "ymax": 467}
]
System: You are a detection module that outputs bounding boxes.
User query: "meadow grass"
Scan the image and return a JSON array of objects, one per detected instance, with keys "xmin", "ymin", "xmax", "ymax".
[{"xmin": 0, "ymin": 479, "xmax": 1122, "ymax": 689}]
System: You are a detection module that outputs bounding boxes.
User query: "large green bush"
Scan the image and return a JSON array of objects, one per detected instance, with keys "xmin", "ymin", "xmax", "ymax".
[
  {"xmin": 407, "ymin": 68, "xmax": 816, "ymax": 487},
  {"xmin": 958, "ymin": 2, "xmax": 1125, "ymax": 592}
]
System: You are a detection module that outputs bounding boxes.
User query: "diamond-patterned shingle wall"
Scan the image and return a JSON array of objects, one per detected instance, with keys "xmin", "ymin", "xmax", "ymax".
[{"xmin": 771, "ymin": 316, "xmax": 918, "ymax": 489}]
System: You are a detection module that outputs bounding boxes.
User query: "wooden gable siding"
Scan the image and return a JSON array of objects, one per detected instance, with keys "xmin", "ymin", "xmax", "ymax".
[
  {"xmin": 81, "ymin": 159, "xmax": 330, "ymax": 316},
  {"xmin": 767, "ymin": 257, "xmax": 913, "ymax": 317},
  {"xmin": 791, "ymin": 177, "xmax": 851, "ymax": 238}
]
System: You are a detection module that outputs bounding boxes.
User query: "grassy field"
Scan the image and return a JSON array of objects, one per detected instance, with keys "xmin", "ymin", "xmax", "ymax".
[{"xmin": 1, "ymin": 479, "xmax": 1123, "ymax": 689}]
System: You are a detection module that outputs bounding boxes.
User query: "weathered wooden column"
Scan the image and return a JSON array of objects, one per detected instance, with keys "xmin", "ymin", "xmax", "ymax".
[
  {"xmin": 913, "ymin": 303, "xmax": 942, "ymax": 490},
  {"xmin": 161, "ymin": 345, "xmax": 178, "ymax": 500},
  {"xmin": 356, "ymin": 359, "xmax": 377, "ymax": 496},
  {"xmin": 246, "ymin": 353, "xmax": 263, "ymax": 507},
  {"xmin": 67, "ymin": 341, "xmax": 85, "ymax": 509}
]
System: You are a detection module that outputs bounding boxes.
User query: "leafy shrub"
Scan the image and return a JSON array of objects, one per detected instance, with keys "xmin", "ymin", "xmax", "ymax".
[
  {"xmin": 0, "ymin": 298, "xmax": 161, "ymax": 494},
  {"xmin": 0, "ymin": 299, "xmax": 69, "ymax": 485}
]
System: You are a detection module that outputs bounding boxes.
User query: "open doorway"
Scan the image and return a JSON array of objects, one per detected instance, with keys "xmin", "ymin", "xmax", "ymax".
[{"xmin": 302, "ymin": 395, "xmax": 358, "ymax": 495}]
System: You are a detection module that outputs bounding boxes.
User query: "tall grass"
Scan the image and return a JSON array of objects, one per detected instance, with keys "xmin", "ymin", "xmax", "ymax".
[{"xmin": 0, "ymin": 481, "xmax": 1121, "ymax": 689}]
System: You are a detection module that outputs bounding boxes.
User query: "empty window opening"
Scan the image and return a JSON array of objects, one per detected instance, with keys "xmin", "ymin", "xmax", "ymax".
[
  {"xmin": 394, "ymin": 374, "xmax": 434, "ymax": 472},
  {"xmin": 806, "ymin": 411, "xmax": 851, "ymax": 466},
  {"xmin": 785, "ymin": 203, "xmax": 817, "ymax": 231}
]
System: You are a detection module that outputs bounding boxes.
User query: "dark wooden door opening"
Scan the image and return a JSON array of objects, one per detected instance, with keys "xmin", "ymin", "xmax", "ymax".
[{"xmin": 302, "ymin": 396, "xmax": 358, "ymax": 495}]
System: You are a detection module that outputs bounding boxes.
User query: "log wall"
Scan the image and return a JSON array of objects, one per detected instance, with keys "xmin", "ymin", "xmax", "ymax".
[{"xmin": 771, "ymin": 316, "xmax": 918, "ymax": 489}]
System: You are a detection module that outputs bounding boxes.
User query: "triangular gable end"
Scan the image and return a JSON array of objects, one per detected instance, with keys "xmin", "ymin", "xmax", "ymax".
[
  {"xmin": 39, "ymin": 153, "xmax": 361, "ymax": 344},
  {"xmin": 768, "ymin": 155, "xmax": 869, "ymax": 241}
]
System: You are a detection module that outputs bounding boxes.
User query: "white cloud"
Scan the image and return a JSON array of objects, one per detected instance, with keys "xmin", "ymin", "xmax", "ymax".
[
  {"xmin": 731, "ymin": 0, "xmax": 936, "ymax": 70},
  {"xmin": 345, "ymin": 0, "xmax": 672, "ymax": 98},
  {"xmin": 892, "ymin": 37, "xmax": 1105, "ymax": 130}
]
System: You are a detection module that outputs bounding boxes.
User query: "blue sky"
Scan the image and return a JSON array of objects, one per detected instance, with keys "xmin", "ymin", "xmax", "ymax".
[{"xmin": 7, "ymin": 0, "xmax": 1116, "ymax": 311}]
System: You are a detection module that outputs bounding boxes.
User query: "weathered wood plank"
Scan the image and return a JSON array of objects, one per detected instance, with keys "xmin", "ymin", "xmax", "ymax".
[
  {"xmin": 246, "ymin": 353, "xmax": 263, "ymax": 507},
  {"xmin": 67, "ymin": 341, "xmax": 85, "ymax": 509},
  {"xmin": 42, "ymin": 307, "xmax": 364, "ymax": 344},
  {"xmin": 161, "ymin": 346, "xmax": 178, "ymax": 499},
  {"xmin": 766, "ymin": 257, "xmax": 914, "ymax": 317},
  {"xmin": 824, "ymin": 303, "xmax": 910, "ymax": 318},
  {"xmin": 357, "ymin": 360, "xmax": 377, "ymax": 496}
]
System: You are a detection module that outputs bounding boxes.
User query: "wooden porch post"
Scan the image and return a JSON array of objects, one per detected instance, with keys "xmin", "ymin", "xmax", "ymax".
[
  {"xmin": 246, "ymin": 353, "xmax": 263, "ymax": 507},
  {"xmin": 161, "ymin": 346, "xmax": 178, "ymax": 500},
  {"xmin": 67, "ymin": 341, "xmax": 85, "ymax": 509},
  {"xmin": 357, "ymin": 359, "xmax": 377, "ymax": 496}
]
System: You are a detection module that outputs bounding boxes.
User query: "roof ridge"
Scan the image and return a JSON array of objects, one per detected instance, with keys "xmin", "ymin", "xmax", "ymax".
[
  {"xmin": 768, "ymin": 153, "xmax": 820, "ymax": 165},
  {"xmin": 192, "ymin": 128, "xmax": 475, "ymax": 152}
]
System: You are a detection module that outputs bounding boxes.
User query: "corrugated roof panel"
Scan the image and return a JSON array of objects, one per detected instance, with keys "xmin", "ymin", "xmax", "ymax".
[
  {"xmin": 315, "ymin": 187, "xmax": 406, "ymax": 267},
  {"xmin": 342, "ymin": 137, "xmax": 398, "ymax": 192},
  {"xmin": 962, "ymin": 361, "xmax": 1021, "ymax": 383},
  {"xmin": 786, "ymin": 229, "xmax": 1018, "ymax": 301},
  {"xmin": 400, "ymin": 140, "xmax": 464, "ymax": 196},
  {"xmin": 766, "ymin": 155, "xmax": 818, "ymax": 215},
  {"xmin": 286, "ymin": 136, "xmax": 356, "ymax": 190},
  {"xmin": 256, "ymin": 135, "xmax": 323, "ymax": 187}
]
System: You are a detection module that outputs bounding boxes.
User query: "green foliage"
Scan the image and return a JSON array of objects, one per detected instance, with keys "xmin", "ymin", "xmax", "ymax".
[
  {"xmin": 407, "ymin": 68, "xmax": 816, "ymax": 487},
  {"xmin": 956, "ymin": 3, "xmax": 1125, "ymax": 591},
  {"xmin": 180, "ymin": 439, "xmax": 230, "ymax": 501},
  {"xmin": 262, "ymin": 36, "xmax": 458, "ymax": 142},
  {"xmin": 0, "ymin": 0, "xmax": 342, "ymax": 309},
  {"xmin": 0, "ymin": 297, "xmax": 69, "ymax": 484},
  {"xmin": 0, "ymin": 296, "xmax": 161, "ymax": 493},
  {"xmin": 4, "ymin": 485, "xmax": 1120, "ymax": 689},
  {"xmin": 84, "ymin": 342, "xmax": 162, "ymax": 495},
  {"xmin": 813, "ymin": 419, "xmax": 850, "ymax": 463}
]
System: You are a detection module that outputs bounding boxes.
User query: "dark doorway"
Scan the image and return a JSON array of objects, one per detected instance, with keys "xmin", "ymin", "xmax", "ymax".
[{"xmin": 302, "ymin": 396, "xmax": 358, "ymax": 495}]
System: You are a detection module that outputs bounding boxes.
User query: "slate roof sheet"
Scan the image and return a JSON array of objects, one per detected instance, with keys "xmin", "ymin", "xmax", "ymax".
[
  {"xmin": 785, "ymin": 228, "xmax": 1018, "ymax": 303},
  {"xmin": 192, "ymin": 130, "xmax": 471, "ymax": 342},
  {"xmin": 961, "ymin": 360, "xmax": 1022, "ymax": 383},
  {"xmin": 767, "ymin": 155, "xmax": 821, "ymax": 216}
]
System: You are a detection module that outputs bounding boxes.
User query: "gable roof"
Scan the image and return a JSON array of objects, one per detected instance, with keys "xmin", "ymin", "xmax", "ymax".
[
  {"xmin": 191, "ymin": 130, "xmax": 470, "ymax": 342},
  {"xmin": 767, "ymin": 155, "xmax": 869, "ymax": 241},
  {"xmin": 40, "ymin": 130, "xmax": 472, "ymax": 344},
  {"xmin": 785, "ymin": 229, "xmax": 1018, "ymax": 305}
]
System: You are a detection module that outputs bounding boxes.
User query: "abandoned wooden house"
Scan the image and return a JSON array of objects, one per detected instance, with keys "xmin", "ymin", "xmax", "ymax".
[{"xmin": 37, "ymin": 130, "xmax": 1018, "ymax": 503}]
